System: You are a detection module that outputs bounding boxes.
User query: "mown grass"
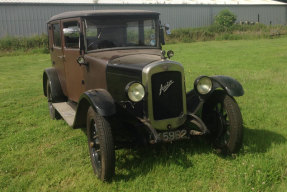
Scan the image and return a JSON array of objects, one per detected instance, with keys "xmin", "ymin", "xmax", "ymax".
[{"xmin": 1, "ymin": 37, "xmax": 287, "ymax": 191}]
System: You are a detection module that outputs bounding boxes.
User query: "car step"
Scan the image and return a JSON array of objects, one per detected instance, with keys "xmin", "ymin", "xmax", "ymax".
[{"xmin": 52, "ymin": 102, "xmax": 76, "ymax": 126}]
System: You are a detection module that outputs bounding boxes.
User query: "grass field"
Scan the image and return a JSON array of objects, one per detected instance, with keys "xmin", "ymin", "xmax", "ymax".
[{"xmin": 1, "ymin": 38, "xmax": 287, "ymax": 192}]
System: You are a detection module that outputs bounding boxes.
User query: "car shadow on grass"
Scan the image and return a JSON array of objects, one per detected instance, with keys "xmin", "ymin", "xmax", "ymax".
[
  {"xmin": 242, "ymin": 126, "xmax": 286, "ymax": 154},
  {"xmin": 114, "ymin": 126, "xmax": 286, "ymax": 181},
  {"xmin": 114, "ymin": 138, "xmax": 211, "ymax": 181}
]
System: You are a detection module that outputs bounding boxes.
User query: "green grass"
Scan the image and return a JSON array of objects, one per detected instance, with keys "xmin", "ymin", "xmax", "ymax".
[{"xmin": 1, "ymin": 37, "xmax": 287, "ymax": 191}]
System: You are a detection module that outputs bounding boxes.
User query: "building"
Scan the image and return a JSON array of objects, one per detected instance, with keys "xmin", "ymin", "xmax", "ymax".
[{"xmin": 0, "ymin": 0, "xmax": 286, "ymax": 37}]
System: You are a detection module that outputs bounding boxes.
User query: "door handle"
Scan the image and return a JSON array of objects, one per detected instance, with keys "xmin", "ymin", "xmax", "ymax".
[{"xmin": 57, "ymin": 55, "xmax": 65, "ymax": 59}]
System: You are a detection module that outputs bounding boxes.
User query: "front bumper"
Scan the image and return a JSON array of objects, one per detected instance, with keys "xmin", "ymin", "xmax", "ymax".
[{"xmin": 139, "ymin": 112, "xmax": 209, "ymax": 144}]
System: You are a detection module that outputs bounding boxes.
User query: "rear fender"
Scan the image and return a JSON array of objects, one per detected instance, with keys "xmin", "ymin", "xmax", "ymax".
[
  {"xmin": 43, "ymin": 68, "xmax": 66, "ymax": 102},
  {"xmin": 73, "ymin": 89, "xmax": 116, "ymax": 128}
]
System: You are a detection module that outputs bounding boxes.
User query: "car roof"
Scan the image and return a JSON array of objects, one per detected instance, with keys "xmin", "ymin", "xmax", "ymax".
[{"xmin": 48, "ymin": 10, "xmax": 160, "ymax": 23}]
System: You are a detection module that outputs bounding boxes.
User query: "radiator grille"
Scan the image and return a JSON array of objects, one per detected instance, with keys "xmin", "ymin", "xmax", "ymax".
[{"xmin": 151, "ymin": 71, "xmax": 183, "ymax": 120}]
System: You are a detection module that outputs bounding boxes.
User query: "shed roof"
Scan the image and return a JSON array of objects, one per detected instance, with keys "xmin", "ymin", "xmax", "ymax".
[
  {"xmin": 48, "ymin": 10, "xmax": 160, "ymax": 22},
  {"xmin": 0, "ymin": 0, "xmax": 286, "ymax": 5}
]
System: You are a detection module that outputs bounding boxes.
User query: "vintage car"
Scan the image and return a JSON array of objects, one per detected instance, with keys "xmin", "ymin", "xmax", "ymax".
[{"xmin": 43, "ymin": 10, "xmax": 244, "ymax": 181}]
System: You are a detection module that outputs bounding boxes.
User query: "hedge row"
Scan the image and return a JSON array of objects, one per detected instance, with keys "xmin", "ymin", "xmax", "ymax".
[
  {"xmin": 0, "ymin": 34, "xmax": 48, "ymax": 51},
  {"xmin": 1, "ymin": 24, "xmax": 287, "ymax": 52},
  {"xmin": 166, "ymin": 24, "xmax": 287, "ymax": 43}
]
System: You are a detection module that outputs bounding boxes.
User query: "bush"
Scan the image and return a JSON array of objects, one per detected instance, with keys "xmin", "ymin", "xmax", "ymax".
[{"xmin": 215, "ymin": 9, "xmax": 237, "ymax": 29}]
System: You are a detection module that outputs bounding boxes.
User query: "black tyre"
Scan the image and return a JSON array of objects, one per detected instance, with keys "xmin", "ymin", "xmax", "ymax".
[
  {"xmin": 46, "ymin": 80, "xmax": 61, "ymax": 120},
  {"xmin": 86, "ymin": 107, "xmax": 115, "ymax": 181},
  {"xmin": 202, "ymin": 92, "xmax": 243, "ymax": 154}
]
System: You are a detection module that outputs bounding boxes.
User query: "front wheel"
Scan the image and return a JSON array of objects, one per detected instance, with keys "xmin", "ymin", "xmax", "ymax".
[
  {"xmin": 86, "ymin": 107, "xmax": 115, "ymax": 181},
  {"xmin": 202, "ymin": 92, "xmax": 243, "ymax": 154}
]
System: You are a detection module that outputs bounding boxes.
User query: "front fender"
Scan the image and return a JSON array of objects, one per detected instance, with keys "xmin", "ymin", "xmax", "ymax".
[
  {"xmin": 73, "ymin": 89, "xmax": 116, "ymax": 128},
  {"xmin": 187, "ymin": 75, "xmax": 243, "ymax": 113},
  {"xmin": 210, "ymin": 75, "xmax": 244, "ymax": 97}
]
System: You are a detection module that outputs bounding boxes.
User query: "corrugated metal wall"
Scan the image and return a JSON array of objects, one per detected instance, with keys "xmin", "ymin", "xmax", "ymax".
[{"xmin": 0, "ymin": 3, "xmax": 286, "ymax": 37}]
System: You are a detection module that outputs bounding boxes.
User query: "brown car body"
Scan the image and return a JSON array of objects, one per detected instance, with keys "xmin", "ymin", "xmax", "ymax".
[{"xmin": 43, "ymin": 10, "xmax": 244, "ymax": 181}]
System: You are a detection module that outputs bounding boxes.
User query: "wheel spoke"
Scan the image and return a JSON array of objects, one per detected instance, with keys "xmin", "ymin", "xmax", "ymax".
[
  {"xmin": 219, "ymin": 103, "xmax": 223, "ymax": 114},
  {"xmin": 202, "ymin": 94, "xmax": 243, "ymax": 154},
  {"xmin": 215, "ymin": 104, "xmax": 219, "ymax": 113},
  {"xmin": 86, "ymin": 107, "xmax": 115, "ymax": 180},
  {"xmin": 97, "ymin": 160, "xmax": 101, "ymax": 168},
  {"xmin": 225, "ymin": 120, "xmax": 230, "ymax": 126},
  {"xmin": 226, "ymin": 130, "xmax": 230, "ymax": 136},
  {"xmin": 89, "ymin": 120, "xmax": 102, "ymax": 171},
  {"xmin": 212, "ymin": 100, "xmax": 232, "ymax": 145}
]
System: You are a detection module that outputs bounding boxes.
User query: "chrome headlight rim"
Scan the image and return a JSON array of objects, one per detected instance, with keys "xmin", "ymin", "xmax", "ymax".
[
  {"xmin": 125, "ymin": 82, "xmax": 145, "ymax": 103},
  {"xmin": 194, "ymin": 76, "xmax": 213, "ymax": 95}
]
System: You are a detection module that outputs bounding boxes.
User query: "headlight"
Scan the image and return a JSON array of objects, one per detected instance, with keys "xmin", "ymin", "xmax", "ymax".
[
  {"xmin": 196, "ymin": 77, "xmax": 212, "ymax": 95},
  {"xmin": 126, "ymin": 82, "xmax": 145, "ymax": 102}
]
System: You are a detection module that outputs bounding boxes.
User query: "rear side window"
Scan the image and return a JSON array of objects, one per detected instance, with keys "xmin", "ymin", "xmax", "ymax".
[
  {"xmin": 63, "ymin": 21, "xmax": 80, "ymax": 49},
  {"xmin": 52, "ymin": 23, "xmax": 61, "ymax": 47}
]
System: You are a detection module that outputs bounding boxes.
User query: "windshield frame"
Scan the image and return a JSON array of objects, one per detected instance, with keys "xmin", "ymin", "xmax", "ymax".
[{"xmin": 83, "ymin": 16, "xmax": 161, "ymax": 53}]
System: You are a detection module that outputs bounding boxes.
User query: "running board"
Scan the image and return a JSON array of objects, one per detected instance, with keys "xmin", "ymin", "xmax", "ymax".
[{"xmin": 52, "ymin": 102, "xmax": 76, "ymax": 127}]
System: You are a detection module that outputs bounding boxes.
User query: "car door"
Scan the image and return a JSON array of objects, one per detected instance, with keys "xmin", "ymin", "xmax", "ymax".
[
  {"xmin": 48, "ymin": 21, "xmax": 68, "ymax": 96},
  {"xmin": 62, "ymin": 18, "xmax": 85, "ymax": 102}
]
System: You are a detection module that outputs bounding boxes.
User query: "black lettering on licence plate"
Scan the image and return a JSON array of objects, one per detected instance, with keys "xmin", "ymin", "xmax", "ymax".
[{"xmin": 158, "ymin": 130, "xmax": 187, "ymax": 141}]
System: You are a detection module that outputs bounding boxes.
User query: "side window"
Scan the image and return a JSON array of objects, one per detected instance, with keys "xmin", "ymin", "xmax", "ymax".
[
  {"xmin": 63, "ymin": 21, "xmax": 80, "ymax": 49},
  {"xmin": 52, "ymin": 23, "xmax": 61, "ymax": 47}
]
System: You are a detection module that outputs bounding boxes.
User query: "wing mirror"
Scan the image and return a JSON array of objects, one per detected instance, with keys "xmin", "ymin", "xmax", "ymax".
[
  {"xmin": 63, "ymin": 26, "xmax": 80, "ymax": 38},
  {"xmin": 164, "ymin": 24, "xmax": 171, "ymax": 35},
  {"xmin": 159, "ymin": 23, "xmax": 171, "ymax": 45}
]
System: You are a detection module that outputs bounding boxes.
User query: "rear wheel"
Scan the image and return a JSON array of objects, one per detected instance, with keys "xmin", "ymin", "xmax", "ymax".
[
  {"xmin": 46, "ymin": 80, "xmax": 61, "ymax": 120},
  {"xmin": 87, "ymin": 107, "xmax": 115, "ymax": 181},
  {"xmin": 202, "ymin": 92, "xmax": 243, "ymax": 154}
]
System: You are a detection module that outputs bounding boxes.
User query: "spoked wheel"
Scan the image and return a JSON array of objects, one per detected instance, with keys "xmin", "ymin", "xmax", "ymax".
[
  {"xmin": 87, "ymin": 107, "xmax": 115, "ymax": 181},
  {"xmin": 202, "ymin": 92, "xmax": 243, "ymax": 154},
  {"xmin": 46, "ymin": 80, "xmax": 61, "ymax": 119}
]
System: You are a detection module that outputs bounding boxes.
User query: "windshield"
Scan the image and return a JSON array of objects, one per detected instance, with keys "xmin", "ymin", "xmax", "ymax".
[{"xmin": 85, "ymin": 17, "xmax": 158, "ymax": 51}]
